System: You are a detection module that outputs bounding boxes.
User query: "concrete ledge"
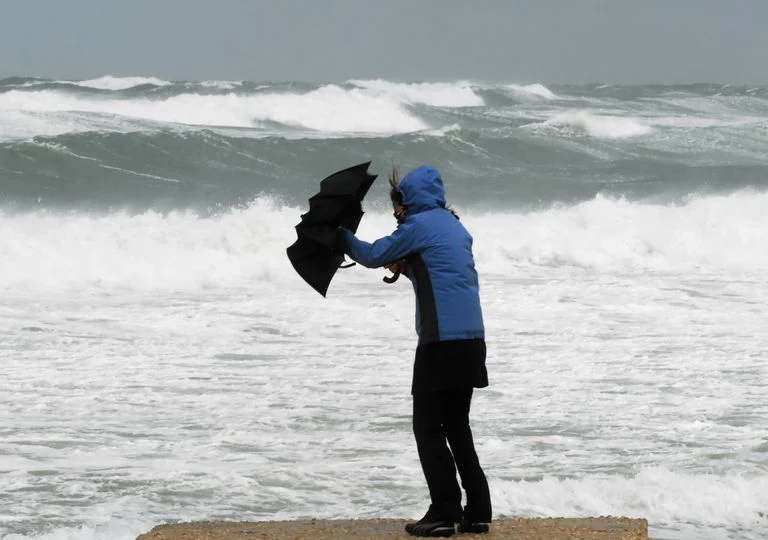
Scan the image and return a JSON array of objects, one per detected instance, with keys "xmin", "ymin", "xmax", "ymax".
[{"xmin": 137, "ymin": 516, "xmax": 649, "ymax": 539}]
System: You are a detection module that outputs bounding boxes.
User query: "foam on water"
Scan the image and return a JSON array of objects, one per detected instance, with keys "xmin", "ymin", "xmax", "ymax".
[
  {"xmin": 0, "ymin": 85, "xmax": 427, "ymax": 140},
  {"xmin": 507, "ymin": 83, "xmax": 557, "ymax": 100},
  {"xmin": 1, "ymin": 191, "xmax": 765, "ymax": 294},
  {"xmin": 2, "ymin": 78, "xmax": 768, "ymax": 540},
  {"xmin": 197, "ymin": 80, "xmax": 242, "ymax": 90},
  {"xmin": 71, "ymin": 76, "xmax": 172, "ymax": 90},
  {"xmin": 473, "ymin": 191, "xmax": 768, "ymax": 274},
  {"xmin": 0, "ymin": 198, "xmax": 296, "ymax": 292},
  {"xmin": 2, "ymin": 517, "xmax": 152, "ymax": 540},
  {"xmin": 348, "ymin": 79, "xmax": 484, "ymax": 107},
  {"xmin": 3, "ymin": 471, "xmax": 766, "ymax": 539},
  {"xmin": 493, "ymin": 471, "xmax": 768, "ymax": 540},
  {"xmin": 543, "ymin": 110, "xmax": 654, "ymax": 138},
  {"xmin": 0, "ymin": 109, "xmax": 151, "ymax": 141},
  {"xmin": 1, "ymin": 269, "xmax": 766, "ymax": 540}
]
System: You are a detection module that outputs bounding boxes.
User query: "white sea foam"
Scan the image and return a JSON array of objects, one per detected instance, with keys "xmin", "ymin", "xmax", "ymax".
[
  {"xmin": 2, "ymin": 81, "xmax": 767, "ymax": 540},
  {"xmin": 348, "ymin": 79, "xmax": 484, "ymax": 107},
  {"xmin": 492, "ymin": 470, "xmax": 768, "ymax": 539},
  {"xmin": 649, "ymin": 115, "xmax": 751, "ymax": 129},
  {"xmin": 543, "ymin": 110, "xmax": 653, "ymax": 138},
  {"xmin": 71, "ymin": 76, "xmax": 172, "ymax": 90},
  {"xmin": 507, "ymin": 83, "xmax": 557, "ymax": 100},
  {"xmin": 0, "ymin": 85, "xmax": 426, "ymax": 139},
  {"xmin": 1, "ymin": 191, "xmax": 766, "ymax": 294},
  {"xmin": 0, "ymin": 109, "xmax": 150, "ymax": 141},
  {"xmin": 2, "ymin": 192, "xmax": 767, "ymax": 540},
  {"xmin": 3, "ymin": 471, "xmax": 766, "ymax": 539},
  {"xmin": 197, "ymin": 80, "xmax": 242, "ymax": 90},
  {"xmin": 472, "ymin": 191, "xmax": 768, "ymax": 274},
  {"xmin": 2, "ymin": 80, "xmax": 766, "ymax": 144},
  {"xmin": 0, "ymin": 198, "xmax": 297, "ymax": 293},
  {"xmin": 422, "ymin": 123, "xmax": 462, "ymax": 137},
  {"xmin": 2, "ymin": 517, "xmax": 152, "ymax": 540}
]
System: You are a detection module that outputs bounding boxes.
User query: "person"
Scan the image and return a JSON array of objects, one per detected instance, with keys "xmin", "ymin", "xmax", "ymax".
[{"xmin": 337, "ymin": 165, "xmax": 492, "ymax": 538}]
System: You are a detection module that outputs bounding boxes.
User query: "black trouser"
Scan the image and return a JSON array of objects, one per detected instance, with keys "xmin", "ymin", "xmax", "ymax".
[{"xmin": 412, "ymin": 388, "xmax": 492, "ymax": 523}]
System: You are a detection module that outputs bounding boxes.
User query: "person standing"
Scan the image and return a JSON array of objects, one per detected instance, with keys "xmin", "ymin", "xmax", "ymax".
[{"xmin": 337, "ymin": 165, "xmax": 492, "ymax": 537}]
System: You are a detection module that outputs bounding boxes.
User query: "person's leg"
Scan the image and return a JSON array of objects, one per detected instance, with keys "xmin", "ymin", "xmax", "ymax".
[
  {"xmin": 412, "ymin": 391, "xmax": 463, "ymax": 523},
  {"xmin": 443, "ymin": 388, "xmax": 492, "ymax": 524}
]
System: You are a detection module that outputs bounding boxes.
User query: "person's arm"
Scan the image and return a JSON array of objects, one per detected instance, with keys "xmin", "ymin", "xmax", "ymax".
[{"xmin": 339, "ymin": 222, "xmax": 420, "ymax": 269}]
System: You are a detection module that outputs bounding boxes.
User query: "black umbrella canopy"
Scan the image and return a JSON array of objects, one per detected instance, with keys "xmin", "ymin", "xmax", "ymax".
[{"xmin": 287, "ymin": 162, "xmax": 377, "ymax": 296}]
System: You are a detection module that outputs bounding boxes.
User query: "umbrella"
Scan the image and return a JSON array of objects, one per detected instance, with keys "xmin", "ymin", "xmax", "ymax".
[{"xmin": 287, "ymin": 161, "xmax": 377, "ymax": 296}]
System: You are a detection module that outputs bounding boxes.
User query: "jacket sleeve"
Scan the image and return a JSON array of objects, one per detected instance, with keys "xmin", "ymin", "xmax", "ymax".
[{"xmin": 339, "ymin": 222, "xmax": 420, "ymax": 268}]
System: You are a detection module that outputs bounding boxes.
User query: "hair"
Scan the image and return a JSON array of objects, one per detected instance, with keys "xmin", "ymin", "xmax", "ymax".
[{"xmin": 388, "ymin": 164, "xmax": 403, "ymax": 206}]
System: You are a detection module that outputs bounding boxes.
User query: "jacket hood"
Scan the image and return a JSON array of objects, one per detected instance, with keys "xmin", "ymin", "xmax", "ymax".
[{"xmin": 397, "ymin": 165, "xmax": 446, "ymax": 214}]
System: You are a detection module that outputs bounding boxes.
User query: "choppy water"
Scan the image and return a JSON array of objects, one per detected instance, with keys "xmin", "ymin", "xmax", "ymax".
[
  {"xmin": 1, "ymin": 76, "xmax": 767, "ymax": 540},
  {"xmin": 2, "ymin": 76, "xmax": 768, "ymax": 212}
]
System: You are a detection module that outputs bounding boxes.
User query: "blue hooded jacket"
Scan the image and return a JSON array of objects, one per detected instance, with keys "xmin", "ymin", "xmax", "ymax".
[{"xmin": 339, "ymin": 165, "xmax": 484, "ymax": 345}]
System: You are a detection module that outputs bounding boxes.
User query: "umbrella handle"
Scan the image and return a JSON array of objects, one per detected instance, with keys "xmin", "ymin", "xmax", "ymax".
[{"xmin": 383, "ymin": 271, "xmax": 401, "ymax": 284}]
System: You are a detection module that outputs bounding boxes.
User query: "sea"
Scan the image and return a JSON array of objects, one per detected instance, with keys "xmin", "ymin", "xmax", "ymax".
[{"xmin": 1, "ymin": 76, "xmax": 767, "ymax": 540}]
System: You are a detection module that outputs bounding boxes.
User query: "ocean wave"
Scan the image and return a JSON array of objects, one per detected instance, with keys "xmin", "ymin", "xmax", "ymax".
[
  {"xmin": 348, "ymin": 79, "xmax": 484, "ymax": 107},
  {"xmin": 197, "ymin": 80, "xmax": 243, "ymax": 90},
  {"xmin": 2, "ymin": 126, "xmax": 767, "ymax": 213},
  {"xmin": 2, "ymin": 79, "xmax": 768, "ymax": 212},
  {"xmin": 71, "ymin": 75, "xmax": 173, "ymax": 90},
  {"xmin": 473, "ymin": 190, "xmax": 768, "ymax": 273},
  {"xmin": 492, "ymin": 468, "xmax": 768, "ymax": 540},
  {"xmin": 506, "ymin": 83, "xmax": 557, "ymax": 100},
  {"xmin": 0, "ymin": 84, "xmax": 427, "ymax": 139},
  {"xmin": 0, "ymin": 109, "xmax": 153, "ymax": 140},
  {"xmin": 0, "ymin": 198, "xmax": 297, "ymax": 293},
  {"xmin": 4, "ymin": 469, "xmax": 765, "ymax": 539},
  {"xmin": 1, "ymin": 517, "xmax": 152, "ymax": 540},
  {"xmin": 1, "ymin": 79, "xmax": 766, "ymax": 144},
  {"xmin": 542, "ymin": 110, "xmax": 654, "ymax": 139},
  {"xmin": 1, "ymin": 191, "xmax": 765, "ymax": 294}
]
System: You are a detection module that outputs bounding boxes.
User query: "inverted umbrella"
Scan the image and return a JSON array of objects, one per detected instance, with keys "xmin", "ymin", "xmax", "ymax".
[{"xmin": 287, "ymin": 161, "xmax": 377, "ymax": 296}]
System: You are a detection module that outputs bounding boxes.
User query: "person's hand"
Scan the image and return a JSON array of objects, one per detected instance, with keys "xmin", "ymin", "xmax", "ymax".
[
  {"xmin": 382, "ymin": 260, "xmax": 405, "ymax": 284},
  {"xmin": 385, "ymin": 260, "xmax": 406, "ymax": 274}
]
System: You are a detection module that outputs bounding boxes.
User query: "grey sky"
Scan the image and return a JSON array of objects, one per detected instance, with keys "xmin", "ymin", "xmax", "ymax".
[{"xmin": 2, "ymin": 0, "xmax": 766, "ymax": 84}]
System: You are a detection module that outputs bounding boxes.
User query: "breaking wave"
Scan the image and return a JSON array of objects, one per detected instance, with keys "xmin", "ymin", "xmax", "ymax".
[
  {"xmin": 542, "ymin": 110, "xmax": 654, "ymax": 138},
  {"xmin": 1, "ymin": 190, "xmax": 765, "ymax": 294},
  {"xmin": 1, "ymin": 77, "xmax": 767, "ymax": 212}
]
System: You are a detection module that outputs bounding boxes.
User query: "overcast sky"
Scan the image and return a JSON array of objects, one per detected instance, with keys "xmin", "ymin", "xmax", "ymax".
[{"xmin": 2, "ymin": 0, "xmax": 766, "ymax": 84}]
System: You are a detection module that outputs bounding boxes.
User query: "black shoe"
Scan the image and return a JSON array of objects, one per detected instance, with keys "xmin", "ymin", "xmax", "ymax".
[
  {"xmin": 406, "ymin": 519, "xmax": 455, "ymax": 537},
  {"xmin": 457, "ymin": 521, "xmax": 489, "ymax": 534},
  {"xmin": 459, "ymin": 503, "xmax": 491, "ymax": 534},
  {"xmin": 406, "ymin": 506, "xmax": 457, "ymax": 537}
]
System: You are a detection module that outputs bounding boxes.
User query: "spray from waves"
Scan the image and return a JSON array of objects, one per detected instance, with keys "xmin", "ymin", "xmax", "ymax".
[
  {"xmin": 1, "ymin": 517, "xmax": 153, "ymax": 540},
  {"xmin": 506, "ymin": 83, "xmax": 557, "ymax": 100},
  {"xmin": 492, "ymin": 468, "xmax": 768, "ymax": 540},
  {"xmin": 473, "ymin": 190, "xmax": 768, "ymax": 274},
  {"xmin": 0, "ymin": 85, "xmax": 427, "ymax": 137},
  {"xmin": 3, "ymin": 469, "xmax": 766, "ymax": 540},
  {"xmin": 1, "ymin": 191, "xmax": 766, "ymax": 295},
  {"xmin": 71, "ymin": 76, "xmax": 172, "ymax": 91},
  {"xmin": 0, "ymin": 198, "xmax": 298, "ymax": 294},
  {"xmin": 0, "ymin": 80, "xmax": 488, "ymax": 142},
  {"xmin": 541, "ymin": 110, "xmax": 654, "ymax": 138},
  {"xmin": 0, "ymin": 108, "xmax": 153, "ymax": 141},
  {"xmin": 1, "ymin": 75, "xmax": 173, "ymax": 91},
  {"xmin": 348, "ymin": 79, "xmax": 484, "ymax": 107},
  {"xmin": 197, "ymin": 80, "xmax": 244, "ymax": 90},
  {"xmin": 2, "ymin": 79, "xmax": 768, "ymax": 211}
]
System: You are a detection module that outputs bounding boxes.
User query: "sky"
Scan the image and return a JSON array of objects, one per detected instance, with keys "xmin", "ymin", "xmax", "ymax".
[{"xmin": 1, "ymin": 0, "xmax": 766, "ymax": 84}]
